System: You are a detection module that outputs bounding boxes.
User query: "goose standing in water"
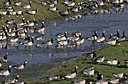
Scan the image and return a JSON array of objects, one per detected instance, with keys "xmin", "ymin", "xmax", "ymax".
[
  {"xmin": 0, "ymin": 65, "xmax": 12, "ymax": 76},
  {"xmin": 65, "ymin": 66, "xmax": 78, "ymax": 79},
  {"xmin": 119, "ymin": 31, "xmax": 126, "ymax": 41},
  {"xmin": 2, "ymin": 53, "xmax": 8, "ymax": 62},
  {"xmin": 44, "ymin": 37, "xmax": 54, "ymax": 48},
  {"xmin": 13, "ymin": 60, "xmax": 28, "ymax": 70},
  {"xmin": 95, "ymin": 31, "xmax": 105, "ymax": 43}
]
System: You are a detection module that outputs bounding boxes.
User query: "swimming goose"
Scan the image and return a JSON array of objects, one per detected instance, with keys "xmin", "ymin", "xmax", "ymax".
[
  {"xmin": 14, "ymin": 1, "xmax": 21, "ymax": 6},
  {"xmin": 72, "ymin": 32, "xmax": 82, "ymax": 37},
  {"xmin": 106, "ymin": 59, "xmax": 120, "ymax": 66},
  {"xmin": 73, "ymin": 79, "xmax": 86, "ymax": 84},
  {"xmin": 27, "ymin": 9, "xmax": 38, "ymax": 15},
  {"xmin": 2, "ymin": 53, "xmax": 8, "ymax": 62},
  {"xmin": 113, "ymin": 72, "xmax": 124, "ymax": 78},
  {"xmin": 23, "ymin": 1, "xmax": 32, "ymax": 9},
  {"xmin": 37, "ymin": 27, "xmax": 45, "ymax": 34},
  {"xmin": 13, "ymin": 60, "xmax": 28, "ymax": 70},
  {"xmin": 3, "ymin": 75, "xmax": 19, "ymax": 84},
  {"xmin": 95, "ymin": 31, "xmax": 105, "ymax": 42},
  {"xmin": 108, "ymin": 77, "xmax": 119, "ymax": 84},
  {"xmin": 65, "ymin": 66, "xmax": 78, "ymax": 79},
  {"xmin": 94, "ymin": 56, "xmax": 105, "ymax": 63},
  {"xmin": 0, "ymin": 65, "xmax": 12, "ymax": 76}
]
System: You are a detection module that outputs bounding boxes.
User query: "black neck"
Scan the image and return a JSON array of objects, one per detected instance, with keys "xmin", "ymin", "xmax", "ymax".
[
  {"xmin": 74, "ymin": 67, "xmax": 77, "ymax": 74},
  {"xmin": 8, "ymin": 66, "xmax": 11, "ymax": 73},
  {"xmin": 102, "ymin": 32, "xmax": 105, "ymax": 37},
  {"xmin": 123, "ymin": 31, "xmax": 125, "ymax": 37}
]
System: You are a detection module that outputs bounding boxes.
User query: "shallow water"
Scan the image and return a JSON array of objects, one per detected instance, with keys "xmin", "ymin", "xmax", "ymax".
[{"xmin": 1, "ymin": 5, "xmax": 128, "ymax": 79}]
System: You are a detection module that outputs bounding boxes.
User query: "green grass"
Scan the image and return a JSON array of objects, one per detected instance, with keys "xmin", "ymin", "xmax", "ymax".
[
  {"xmin": 0, "ymin": 0, "xmax": 88, "ymax": 28},
  {"xmin": 29, "ymin": 41, "xmax": 128, "ymax": 84}
]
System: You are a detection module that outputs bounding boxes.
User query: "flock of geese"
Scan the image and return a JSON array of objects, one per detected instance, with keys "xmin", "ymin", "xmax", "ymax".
[
  {"xmin": 0, "ymin": 0, "xmax": 128, "ymax": 84},
  {"xmin": 47, "ymin": 50, "xmax": 128, "ymax": 84},
  {"xmin": 0, "ymin": 52, "xmax": 28, "ymax": 84}
]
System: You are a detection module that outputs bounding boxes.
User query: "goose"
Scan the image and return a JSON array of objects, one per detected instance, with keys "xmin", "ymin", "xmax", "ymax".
[
  {"xmin": 9, "ymin": 11, "xmax": 17, "ymax": 15},
  {"xmin": 0, "ymin": 65, "xmax": 12, "ymax": 76},
  {"xmin": 71, "ymin": 7, "xmax": 79, "ymax": 13},
  {"xmin": 94, "ymin": 56, "xmax": 105, "ymax": 63},
  {"xmin": 23, "ymin": 1, "xmax": 32, "ymax": 9},
  {"xmin": 119, "ymin": 31, "xmax": 126, "ymax": 41},
  {"xmin": 83, "ymin": 68, "xmax": 95, "ymax": 76},
  {"xmin": 108, "ymin": 77, "xmax": 119, "ymax": 84},
  {"xmin": 64, "ymin": 0, "xmax": 69, "ymax": 4},
  {"xmin": 72, "ymin": 32, "xmax": 82, "ymax": 37},
  {"xmin": 75, "ymin": 35, "xmax": 84, "ymax": 46},
  {"xmin": 57, "ymin": 40, "xmax": 69, "ymax": 46},
  {"xmin": 56, "ymin": 32, "xmax": 67, "ymax": 41},
  {"xmin": 14, "ymin": 1, "xmax": 21, "ymax": 6},
  {"xmin": 44, "ymin": 37, "xmax": 54, "ymax": 47},
  {"xmin": 0, "ymin": 10, "xmax": 7, "ymax": 15},
  {"xmin": 86, "ymin": 31, "xmax": 98, "ymax": 41},
  {"xmin": 48, "ymin": 75, "xmax": 63, "ymax": 81},
  {"xmin": 49, "ymin": 6, "xmax": 57, "ymax": 12},
  {"xmin": 49, "ymin": 2, "xmax": 55, "ymax": 7},
  {"xmin": 112, "ymin": 30, "xmax": 120, "ymax": 40},
  {"xmin": 35, "ymin": 35, "xmax": 44, "ymax": 41},
  {"xmin": 24, "ymin": 36, "xmax": 34, "ymax": 49},
  {"xmin": 27, "ymin": 9, "xmax": 38, "ymax": 15},
  {"xmin": 4, "ymin": 0, "xmax": 11, "ymax": 6},
  {"xmin": 0, "ymin": 33, "xmax": 7, "ymax": 41},
  {"xmin": 6, "ymin": 19, "xmax": 14, "ymax": 24},
  {"xmin": 106, "ymin": 59, "xmax": 120, "ymax": 66},
  {"xmin": 96, "ymin": 72, "xmax": 103, "ymax": 80},
  {"xmin": 73, "ymin": 79, "xmax": 86, "ymax": 84},
  {"xmin": 65, "ymin": 66, "xmax": 78, "ymax": 79},
  {"xmin": 2, "ymin": 53, "xmax": 8, "ymax": 62},
  {"xmin": 113, "ymin": 72, "xmax": 124, "ymax": 78},
  {"xmin": 67, "ymin": 1, "xmax": 75, "ymax": 7},
  {"xmin": 15, "ymin": 81, "xmax": 25, "ymax": 84},
  {"xmin": 26, "ymin": 21, "xmax": 35, "ymax": 27},
  {"xmin": 125, "ymin": 60, "xmax": 128, "ymax": 66},
  {"xmin": 53, "ymin": 0, "xmax": 58, "ymax": 4},
  {"xmin": 104, "ymin": 35, "xmax": 119, "ymax": 45},
  {"xmin": 41, "ymin": 1, "xmax": 47, "ymax": 6},
  {"xmin": 16, "ymin": 10, "xmax": 23, "ymax": 15},
  {"xmin": 36, "ymin": 43, "xmax": 43, "ymax": 48},
  {"xmin": 95, "ymin": 31, "xmax": 105, "ymax": 42},
  {"xmin": 10, "ymin": 36, "xmax": 19, "ymax": 43},
  {"xmin": 0, "ymin": 60, "xmax": 2, "ymax": 68},
  {"xmin": 13, "ymin": 60, "xmax": 28, "ymax": 70},
  {"xmin": 83, "ymin": 66, "xmax": 95, "ymax": 76},
  {"xmin": 86, "ymin": 52, "xmax": 97, "ymax": 59},
  {"xmin": 95, "ymin": 80, "xmax": 108, "ymax": 84},
  {"xmin": 3, "ymin": 75, "xmax": 19, "ymax": 84},
  {"xmin": 37, "ymin": 27, "xmax": 45, "ymax": 34},
  {"xmin": 60, "ymin": 8, "xmax": 70, "ymax": 16}
]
